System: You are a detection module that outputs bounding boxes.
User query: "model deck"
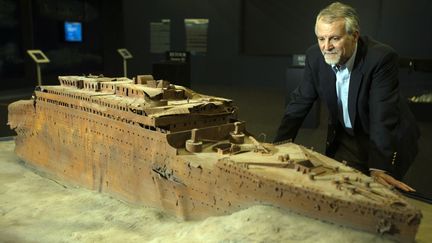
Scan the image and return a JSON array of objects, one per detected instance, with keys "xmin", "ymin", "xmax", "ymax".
[{"xmin": 8, "ymin": 75, "xmax": 422, "ymax": 242}]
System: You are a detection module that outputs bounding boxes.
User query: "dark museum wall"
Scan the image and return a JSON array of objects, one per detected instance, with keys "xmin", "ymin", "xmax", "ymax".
[
  {"xmin": 122, "ymin": 0, "xmax": 292, "ymax": 140},
  {"xmin": 0, "ymin": 0, "xmax": 124, "ymax": 90}
]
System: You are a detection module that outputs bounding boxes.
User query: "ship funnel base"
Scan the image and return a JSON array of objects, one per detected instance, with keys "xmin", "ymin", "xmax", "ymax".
[
  {"xmin": 230, "ymin": 132, "xmax": 245, "ymax": 144},
  {"xmin": 185, "ymin": 140, "xmax": 203, "ymax": 153}
]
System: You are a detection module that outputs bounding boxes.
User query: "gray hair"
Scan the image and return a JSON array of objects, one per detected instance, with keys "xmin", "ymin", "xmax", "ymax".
[{"xmin": 315, "ymin": 2, "xmax": 360, "ymax": 35}]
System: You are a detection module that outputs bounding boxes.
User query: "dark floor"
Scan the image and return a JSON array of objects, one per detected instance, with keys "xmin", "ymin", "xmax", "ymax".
[{"xmin": 1, "ymin": 84, "xmax": 431, "ymax": 201}]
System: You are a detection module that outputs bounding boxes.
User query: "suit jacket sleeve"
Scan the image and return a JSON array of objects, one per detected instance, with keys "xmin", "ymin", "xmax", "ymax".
[
  {"xmin": 274, "ymin": 53, "xmax": 319, "ymax": 143},
  {"xmin": 366, "ymin": 50, "xmax": 401, "ymax": 171}
]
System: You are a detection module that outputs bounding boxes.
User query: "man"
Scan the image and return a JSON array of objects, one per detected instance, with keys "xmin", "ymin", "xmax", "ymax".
[{"xmin": 274, "ymin": 2, "xmax": 420, "ymax": 192}]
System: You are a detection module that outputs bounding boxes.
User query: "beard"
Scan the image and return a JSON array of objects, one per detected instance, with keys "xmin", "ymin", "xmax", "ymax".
[{"xmin": 322, "ymin": 51, "xmax": 341, "ymax": 65}]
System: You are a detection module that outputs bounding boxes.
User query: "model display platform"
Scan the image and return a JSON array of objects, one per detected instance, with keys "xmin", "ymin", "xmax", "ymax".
[{"xmin": 8, "ymin": 74, "xmax": 421, "ymax": 242}]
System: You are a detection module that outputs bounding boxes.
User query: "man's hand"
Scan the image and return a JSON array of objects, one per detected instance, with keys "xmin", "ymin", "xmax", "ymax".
[{"xmin": 370, "ymin": 170, "xmax": 415, "ymax": 192}]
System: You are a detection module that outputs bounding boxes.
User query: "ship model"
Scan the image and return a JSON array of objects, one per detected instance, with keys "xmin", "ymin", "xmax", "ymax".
[{"xmin": 8, "ymin": 74, "xmax": 421, "ymax": 242}]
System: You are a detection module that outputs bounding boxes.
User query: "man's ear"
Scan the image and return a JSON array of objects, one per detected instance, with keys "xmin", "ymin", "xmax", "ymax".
[{"xmin": 352, "ymin": 31, "xmax": 360, "ymax": 41}]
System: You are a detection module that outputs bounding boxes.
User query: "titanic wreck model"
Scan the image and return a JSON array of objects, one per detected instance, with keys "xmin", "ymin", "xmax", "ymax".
[{"xmin": 8, "ymin": 74, "xmax": 421, "ymax": 242}]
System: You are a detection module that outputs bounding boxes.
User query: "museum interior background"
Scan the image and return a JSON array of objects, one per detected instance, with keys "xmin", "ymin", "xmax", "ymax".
[{"xmin": 1, "ymin": 0, "xmax": 431, "ymax": 200}]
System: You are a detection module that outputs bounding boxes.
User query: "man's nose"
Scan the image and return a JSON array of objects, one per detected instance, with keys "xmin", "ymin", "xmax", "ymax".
[{"xmin": 324, "ymin": 40, "xmax": 333, "ymax": 51}]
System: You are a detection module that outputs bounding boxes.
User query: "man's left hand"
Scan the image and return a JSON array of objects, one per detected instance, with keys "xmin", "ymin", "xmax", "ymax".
[{"xmin": 370, "ymin": 170, "xmax": 415, "ymax": 192}]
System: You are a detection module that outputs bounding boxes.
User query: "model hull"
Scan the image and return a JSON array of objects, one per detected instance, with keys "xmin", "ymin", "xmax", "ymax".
[{"xmin": 8, "ymin": 76, "xmax": 422, "ymax": 242}]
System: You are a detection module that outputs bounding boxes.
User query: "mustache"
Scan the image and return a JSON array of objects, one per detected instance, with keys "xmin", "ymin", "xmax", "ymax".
[{"xmin": 323, "ymin": 51, "xmax": 338, "ymax": 55}]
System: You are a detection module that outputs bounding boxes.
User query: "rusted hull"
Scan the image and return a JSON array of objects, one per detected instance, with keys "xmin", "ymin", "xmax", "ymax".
[
  {"xmin": 8, "ymin": 75, "xmax": 422, "ymax": 242},
  {"xmin": 10, "ymin": 99, "xmax": 170, "ymax": 206}
]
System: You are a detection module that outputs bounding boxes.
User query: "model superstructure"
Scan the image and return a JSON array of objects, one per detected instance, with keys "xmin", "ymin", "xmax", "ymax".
[{"xmin": 8, "ymin": 74, "xmax": 421, "ymax": 242}]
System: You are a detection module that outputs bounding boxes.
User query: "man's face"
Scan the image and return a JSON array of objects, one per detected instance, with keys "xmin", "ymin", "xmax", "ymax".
[{"xmin": 315, "ymin": 18, "xmax": 359, "ymax": 65}]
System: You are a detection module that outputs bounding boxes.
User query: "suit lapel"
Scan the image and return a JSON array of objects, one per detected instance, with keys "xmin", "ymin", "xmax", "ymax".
[
  {"xmin": 348, "ymin": 38, "xmax": 366, "ymax": 128},
  {"xmin": 320, "ymin": 65, "xmax": 338, "ymax": 123},
  {"xmin": 348, "ymin": 69, "xmax": 363, "ymax": 127}
]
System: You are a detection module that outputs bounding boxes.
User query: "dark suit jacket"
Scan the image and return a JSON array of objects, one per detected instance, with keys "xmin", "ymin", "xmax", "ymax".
[{"xmin": 274, "ymin": 36, "xmax": 420, "ymax": 178}]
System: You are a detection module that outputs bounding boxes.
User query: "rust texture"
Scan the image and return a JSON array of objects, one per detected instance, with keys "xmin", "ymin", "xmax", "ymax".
[{"xmin": 8, "ymin": 75, "xmax": 422, "ymax": 242}]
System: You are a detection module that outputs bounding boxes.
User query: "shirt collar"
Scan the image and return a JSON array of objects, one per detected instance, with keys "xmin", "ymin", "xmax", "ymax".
[{"xmin": 332, "ymin": 43, "xmax": 357, "ymax": 72}]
